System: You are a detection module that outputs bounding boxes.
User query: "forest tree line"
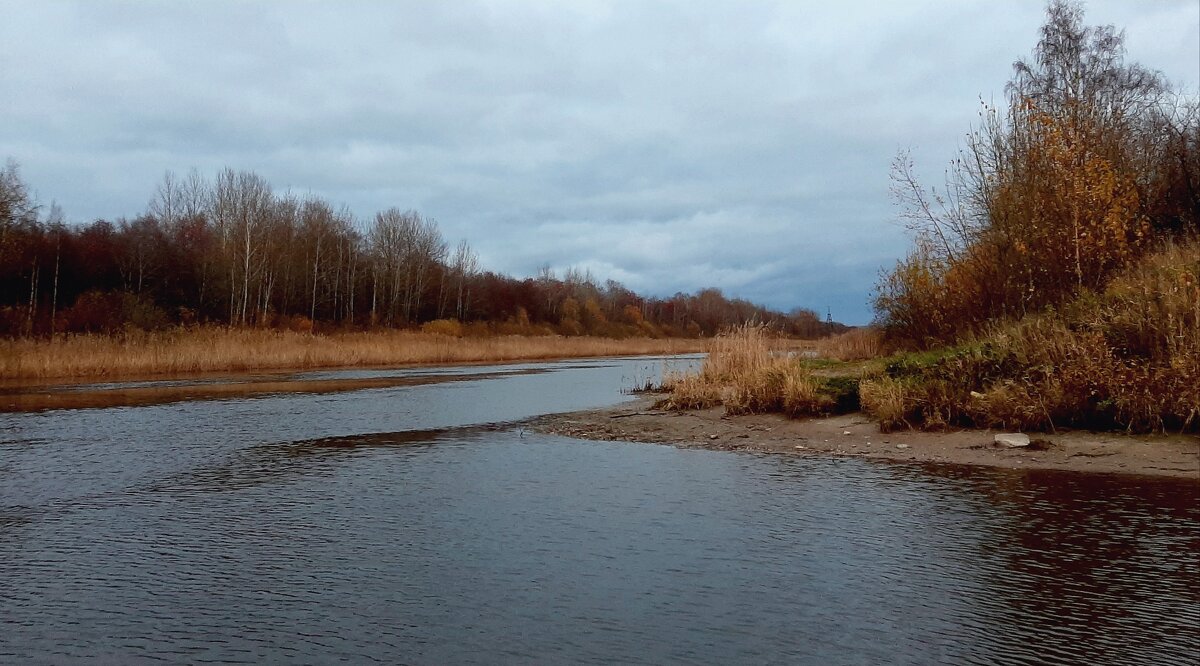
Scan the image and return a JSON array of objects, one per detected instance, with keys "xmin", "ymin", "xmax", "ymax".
[{"xmin": 0, "ymin": 164, "xmax": 844, "ymax": 339}]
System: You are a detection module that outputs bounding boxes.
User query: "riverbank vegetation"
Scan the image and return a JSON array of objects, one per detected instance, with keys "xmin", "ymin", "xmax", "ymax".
[
  {"xmin": 869, "ymin": 1, "xmax": 1198, "ymax": 434},
  {"xmin": 0, "ymin": 327, "xmax": 706, "ymax": 381},
  {"xmin": 662, "ymin": 1, "xmax": 1198, "ymax": 434},
  {"xmin": 658, "ymin": 325, "xmax": 861, "ymax": 418},
  {"xmin": 863, "ymin": 238, "xmax": 1198, "ymax": 433}
]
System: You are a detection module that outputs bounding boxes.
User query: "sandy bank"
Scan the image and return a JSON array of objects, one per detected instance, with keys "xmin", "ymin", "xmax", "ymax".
[
  {"xmin": 530, "ymin": 397, "xmax": 1200, "ymax": 480},
  {"xmin": 0, "ymin": 368, "xmax": 549, "ymax": 412}
]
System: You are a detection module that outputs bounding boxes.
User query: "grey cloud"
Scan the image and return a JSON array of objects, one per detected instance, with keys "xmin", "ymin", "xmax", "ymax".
[{"xmin": 1, "ymin": 0, "xmax": 1196, "ymax": 324}]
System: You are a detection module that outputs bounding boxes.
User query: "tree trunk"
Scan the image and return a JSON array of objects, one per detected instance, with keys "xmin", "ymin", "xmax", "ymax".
[
  {"xmin": 50, "ymin": 246, "xmax": 60, "ymax": 335},
  {"xmin": 27, "ymin": 262, "xmax": 38, "ymax": 336}
]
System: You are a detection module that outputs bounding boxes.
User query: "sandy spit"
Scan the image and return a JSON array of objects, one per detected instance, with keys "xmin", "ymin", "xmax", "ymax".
[{"xmin": 529, "ymin": 397, "xmax": 1200, "ymax": 480}]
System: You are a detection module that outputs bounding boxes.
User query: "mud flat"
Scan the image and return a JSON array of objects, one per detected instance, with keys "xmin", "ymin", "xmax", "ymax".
[
  {"xmin": 531, "ymin": 397, "xmax": 1200, "ymax": 480},
  {"xmin": 0, "ymin": 368, "xmax": 542, "ymax": 412}
]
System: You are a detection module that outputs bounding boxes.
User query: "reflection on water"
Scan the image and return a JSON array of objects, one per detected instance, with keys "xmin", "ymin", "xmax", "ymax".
[{"xmin": 0, "ymin": 355, "xmax": 1196, "ymax": 664}]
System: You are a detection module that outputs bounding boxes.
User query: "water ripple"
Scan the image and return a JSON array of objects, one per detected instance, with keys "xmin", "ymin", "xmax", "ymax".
[{"xmin": 0, "ymin": 356, "xmax": 1196, "ymax": 664}]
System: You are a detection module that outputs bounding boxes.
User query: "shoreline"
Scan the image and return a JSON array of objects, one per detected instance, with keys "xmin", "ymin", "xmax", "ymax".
[
  {"xmin": 0, "ymin": 368, "xmax": 546, "ymax": 413},
  {"xmin": 0, "ymin": 329, "xmax": 712, "ymax": 384},
  {"xmin": 0, "ymin": 353, "xmax": 694, "ymax": 413},
  {"xmin": 529, "ymin": 396, "xmax": 1200, "ymax": 480}
]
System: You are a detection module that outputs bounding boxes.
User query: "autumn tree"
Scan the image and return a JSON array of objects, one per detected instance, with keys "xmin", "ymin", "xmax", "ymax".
[{"xmin": 877, "ymin": 0, "xmax": 1195, "ymax": 345}]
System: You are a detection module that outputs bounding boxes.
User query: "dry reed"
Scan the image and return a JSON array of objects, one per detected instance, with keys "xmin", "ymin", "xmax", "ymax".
[
  {"xmin": 858, "ymin": 377, "xmax": 910, "ymax": 433},
  {"xmin": 814, "ymin": 327, "xmax": 884, "ymax": 361},
  {"xmin": 0, "ymin": 327, "xmax": 706, "ymax": 382},
  {"xmin": 660, "ymin": 324, "xmax": 830, "ymax": 416}
]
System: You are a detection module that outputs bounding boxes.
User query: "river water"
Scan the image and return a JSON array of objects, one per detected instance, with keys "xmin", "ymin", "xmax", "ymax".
[{"xmin": 1, "ymin": 356, "xmax": 1197, "ymax": 664}]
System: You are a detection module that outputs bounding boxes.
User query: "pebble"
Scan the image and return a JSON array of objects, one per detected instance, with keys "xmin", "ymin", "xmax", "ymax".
[
  {"xmin": 995, "ymin": 433, "xmax": 1031, "ymax": 448},
  {"xmin": 896, "ymin": 443, "xmax": 910, "ymax": 449}
]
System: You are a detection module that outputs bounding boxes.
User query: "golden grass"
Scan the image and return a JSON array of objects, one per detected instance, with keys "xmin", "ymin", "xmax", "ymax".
[
  {"xmin": 0, "ymin": 327, "xmax": 707, "ymax": 382},
  {"xmin": 660, "ymin": 324, "xmax": 829, "ymax": 416},
  {"xmin": 814, "ymin": 327, "xmax": 885, "ymax": 361},
  {"xmin": 858, "ymin": 376, "xmax": 910, "ymax": 433}
]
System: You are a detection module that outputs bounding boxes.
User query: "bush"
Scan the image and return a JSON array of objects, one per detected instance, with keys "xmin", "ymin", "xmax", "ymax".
[
  {"xmin": 815, "ymin": 327, "xmax": 885, "ymax": 361},
  {"xmin": 62, "ymin": 290, "xmax": 170, "ymax": 334},
  {"xmin": 859, "ymin": 377, "xmax": 913, "ymax": 433},
  {"xmin": 421, "ymin": 319, "xmax": 464, "ymax": 337},
  {"xmin": 660, "ymin": 324, "xmax": 848, "ymax": 418},
  {"xmin": 277, "ymin": 315, "xmax": 314, "ymax": 333}
]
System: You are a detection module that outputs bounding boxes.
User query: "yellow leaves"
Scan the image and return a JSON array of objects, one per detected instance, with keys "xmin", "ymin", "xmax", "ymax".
[{"xmin": 998, "ymin": 109, "xmax": 1148, "ymax": 288}]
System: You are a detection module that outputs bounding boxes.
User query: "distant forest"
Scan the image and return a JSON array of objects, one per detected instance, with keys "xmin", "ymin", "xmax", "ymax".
[{"xmin": 0, "ymin": 164, "xmax": 845, "ymax": 338}]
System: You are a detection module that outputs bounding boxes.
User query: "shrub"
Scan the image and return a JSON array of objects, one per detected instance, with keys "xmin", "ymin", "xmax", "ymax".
[
  {"xmin": 662, "ymin": 324, "xmax": 844, "ymax": 418},
  {"xmin": 815, "ymin": 327, "xmax": 885, "ymax": 361},
  {"xmin": 859, "ymin": 377, "xmax": 912, "ymax": 433},
  {"xmin": 421, "ymin": 319, "xmax": 465, "ymax": 337},
  {"xmin": 62, "ymin": 290, "xmax": 170, "ymax": 334}
]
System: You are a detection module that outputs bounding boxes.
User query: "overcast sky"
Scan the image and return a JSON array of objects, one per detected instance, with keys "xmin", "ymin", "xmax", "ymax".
[{"xmin": 1, "ymin": 1, "xmax": 1196, "ymax": 323}]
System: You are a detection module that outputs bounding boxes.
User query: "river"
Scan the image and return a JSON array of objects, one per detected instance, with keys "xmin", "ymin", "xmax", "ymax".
[{"xmin": 1, "ymin": 356, "xmax": 1197, "ymax": 664}]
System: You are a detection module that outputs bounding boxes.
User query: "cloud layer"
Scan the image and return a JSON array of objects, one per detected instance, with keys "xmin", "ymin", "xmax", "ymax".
[{"xmin": 2, "ymin": 0, "xmax": 1197, "ymax": 323}]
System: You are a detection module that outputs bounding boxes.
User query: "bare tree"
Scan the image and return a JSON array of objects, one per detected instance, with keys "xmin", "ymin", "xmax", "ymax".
[
  {"xmin": 211, "ymin": 168, "xmax": 272, "ymax": 325},
  {"xmin": 367, "ymin": 208, "xmax": 447, "ymax": 325},
  {"xmin": 148, "ymin": 171, "xmax": 182, "ymax": 228},
  {"xmin": 449, "ymin": 238, "xmax": 478, "ymax": 320},
  {"xmin": 117, "ymin": 215, "xmax": 165, "ymax": 294}
]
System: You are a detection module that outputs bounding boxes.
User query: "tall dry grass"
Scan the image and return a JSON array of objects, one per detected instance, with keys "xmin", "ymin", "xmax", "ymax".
[
  {"xmin": 660, "ymin": 324, "xmax": 829, "ymax": 416},
  {"xmin": 814, "ymin": 327, "xmax": 885, "ymax": 361},
  {"xmin": 0, "ymin": 327, "xmax": 706, "ymax": 382},
  {"xmin": 858, "ymin": 376, "xmax": 911, "ymax": 433},
  {"xmin": 860, "ymin": 238, "xmax": 1200, "ymax": 433}
]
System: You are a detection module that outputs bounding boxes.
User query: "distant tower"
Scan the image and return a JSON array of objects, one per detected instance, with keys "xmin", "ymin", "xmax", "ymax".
[{"xmin": 826, "ymin": 307, "xmax": 833, "ymax": 325}]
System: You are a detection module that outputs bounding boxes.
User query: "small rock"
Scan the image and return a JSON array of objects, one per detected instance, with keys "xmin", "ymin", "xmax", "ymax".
[
  {"xmin": 994, "ymin": 433, "xmax": 1031, "ymax": 448},
  {"xmin": 709, "ymin": 434, "xmax": 719, "ymax": 440},
  {"xmin": 794, "ymin": 445, "xmax": 807, "ymax": 450},
  {"xmin": 896, "ymin": 443, "xmax": 910, "ymax": 449},
  {"xmin": 842, "ymin": 430, "xmax": 852, "ymax": 435}
]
